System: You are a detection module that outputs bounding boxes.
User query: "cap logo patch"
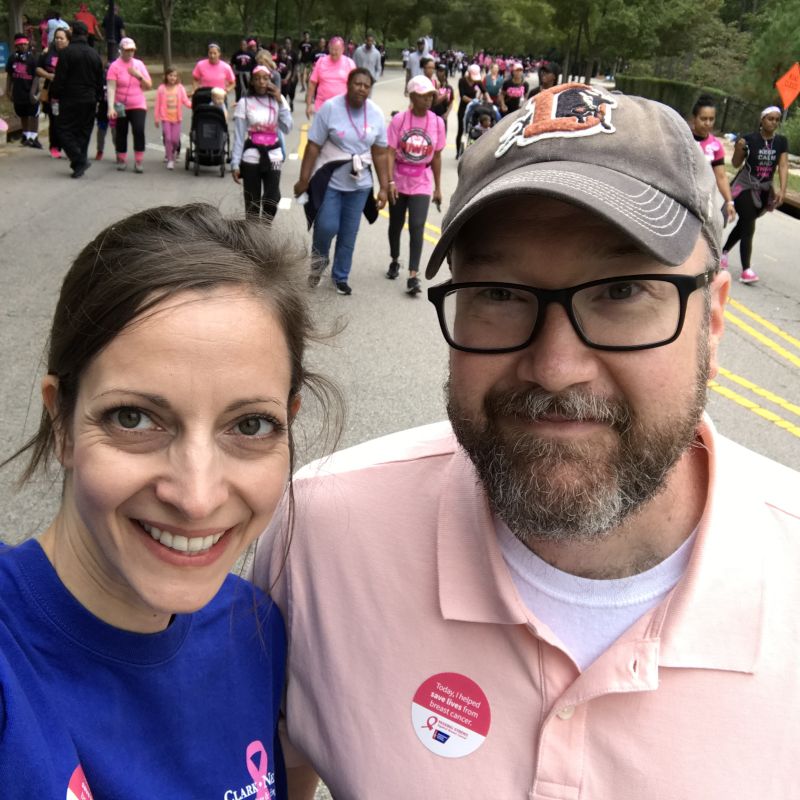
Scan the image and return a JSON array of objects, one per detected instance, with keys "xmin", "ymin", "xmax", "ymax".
[{"xmin": 495, "ymin": 83, "xmax": 617, "ymax": 158}]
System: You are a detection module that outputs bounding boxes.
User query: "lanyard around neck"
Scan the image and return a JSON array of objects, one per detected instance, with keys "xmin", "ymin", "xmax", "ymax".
[{"xmin": 346, "ymin": 100, "xmax": 368, "ymax": 141}]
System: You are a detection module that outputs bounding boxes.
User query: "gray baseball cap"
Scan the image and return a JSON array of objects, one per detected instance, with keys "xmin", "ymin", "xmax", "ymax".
[{"xmin": 425, "ymin": 84, "xmax": 722, "ymax": 279}]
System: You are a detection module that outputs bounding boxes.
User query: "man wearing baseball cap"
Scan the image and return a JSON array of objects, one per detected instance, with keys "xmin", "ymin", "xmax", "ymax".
[{"xmin": 254, "ymin": 84, "xmax": 799, "ymax": 798}]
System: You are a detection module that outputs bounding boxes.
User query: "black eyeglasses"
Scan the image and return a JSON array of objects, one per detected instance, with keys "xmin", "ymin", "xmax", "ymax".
[{"xmin": 427, "ymin": 271, "xmax": 715, "ymax": 354}]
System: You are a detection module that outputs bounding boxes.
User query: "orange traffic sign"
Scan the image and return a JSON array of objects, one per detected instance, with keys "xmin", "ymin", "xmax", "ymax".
[{"xmin": 775, "ymin": 62, "xmax": 800, "ymax": 110}]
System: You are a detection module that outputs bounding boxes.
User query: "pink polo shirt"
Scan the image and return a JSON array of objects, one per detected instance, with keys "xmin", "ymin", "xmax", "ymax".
[
  {"xmin": 309, "ymin": 54, "xmax": 356, "ymax": 110},
  {"xmin": 192, "ymin": 58, "xmax": 235, "ymax": 90},
  {"xmin": 254, "ymin": 417, "xmax": 800, "ymax": 799}
]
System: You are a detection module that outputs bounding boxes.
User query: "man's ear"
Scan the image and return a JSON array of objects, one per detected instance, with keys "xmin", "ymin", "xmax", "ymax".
[
  {"xmin": 707, "ymin": 269, "xmax": 730, "ymax": 380},
  {"xmin": 41, "ymin": 375, "xmax": 73, "ymax": 468}
]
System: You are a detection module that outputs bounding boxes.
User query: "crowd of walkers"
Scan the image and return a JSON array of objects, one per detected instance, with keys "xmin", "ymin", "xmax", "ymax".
[{"xmin": 6, "ymin": 19, "xmax": 790, "ymax": 288}]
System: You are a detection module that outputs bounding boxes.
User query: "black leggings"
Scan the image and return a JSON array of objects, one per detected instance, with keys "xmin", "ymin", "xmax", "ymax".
[
  {"xmin": 115, "ymin": 108, "xmax": 146, "ymax": 154},
  {"xmin": 456, "ymin": 104, "xmax": 468, "ymax": 155},
  {"xmin": 723, "ymin": 189, "xmax": 768, "ymax": 270},
  {"xmin": 241, "ymin": 160, "xmax": 281, "ymax": 221},
  {"xmin": 389, "ymin": 193, "xmax": 431, "ymax": 272}
]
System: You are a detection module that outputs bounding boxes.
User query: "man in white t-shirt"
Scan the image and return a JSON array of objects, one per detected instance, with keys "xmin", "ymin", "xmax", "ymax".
[
  {"xmin": 405, "ymin": 37, "xmax": 429, "ymax": 85},
  {"xmin": 255, "ymin": 85, "xmax": 800, "ymax": 799}
]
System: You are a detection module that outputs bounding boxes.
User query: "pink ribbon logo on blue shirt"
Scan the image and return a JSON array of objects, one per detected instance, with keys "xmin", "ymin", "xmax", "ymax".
[{"xmin": 246, "ymin": 740, "xmax": 269, "ymax": 800}]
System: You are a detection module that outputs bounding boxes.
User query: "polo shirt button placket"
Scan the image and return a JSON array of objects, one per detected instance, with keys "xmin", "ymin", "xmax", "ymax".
[
  {"xmin": 556, "ymin": 705, "xmax": 575, "ymax": 720},
  {"xmin": 532, "ymin": 702, "xmax": 587, "ymax": 800}
]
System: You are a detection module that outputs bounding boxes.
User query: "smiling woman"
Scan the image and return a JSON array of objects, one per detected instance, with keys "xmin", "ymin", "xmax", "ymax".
[{"xmin": 0, "ymin": 203, "xmax": 338, "ymax": 798}]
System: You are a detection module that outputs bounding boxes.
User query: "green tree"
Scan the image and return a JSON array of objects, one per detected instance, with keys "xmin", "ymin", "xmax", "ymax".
[{"xmin": 743, "ymin": 0, "xmax": 800, "ymax": 103}]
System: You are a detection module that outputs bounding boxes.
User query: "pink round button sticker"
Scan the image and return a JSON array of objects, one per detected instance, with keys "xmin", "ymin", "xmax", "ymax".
[
  {"xmin": 67, "ymin": 764, "xmax": 95, "ymax": 800},
  {"xmin": 411, "ymin": 672, "xmax": 491, "ymax": 758}
]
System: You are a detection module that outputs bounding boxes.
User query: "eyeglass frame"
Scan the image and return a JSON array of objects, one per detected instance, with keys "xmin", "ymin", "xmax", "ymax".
[{"xmin": 426, "ymin": 269, "xmax": 717, "ymax": 354}]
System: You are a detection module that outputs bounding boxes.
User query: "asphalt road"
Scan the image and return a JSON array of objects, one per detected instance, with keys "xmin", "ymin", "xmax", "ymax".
[{"xmin": 1, "ymin": 66, "xmax": 798, "ymax": 540}]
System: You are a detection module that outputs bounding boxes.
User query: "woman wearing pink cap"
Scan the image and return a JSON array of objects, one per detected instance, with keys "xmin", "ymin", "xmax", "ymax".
[
  {"xmin": 107, "ymin": 37, "xmax": 152, "ymax": 173},
  {"xmin": 386, "ymin": 75, "xmax": 445, "ymax": 296},
  {"xmin": 306, "ymin": 36, "xmax": 356, "ymax": 118}
]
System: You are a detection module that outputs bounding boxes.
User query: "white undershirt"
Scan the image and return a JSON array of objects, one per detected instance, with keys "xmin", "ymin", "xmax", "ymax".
[{"xmin": 497, "ymin": 519, "xmax": 697, "ymax": 670}]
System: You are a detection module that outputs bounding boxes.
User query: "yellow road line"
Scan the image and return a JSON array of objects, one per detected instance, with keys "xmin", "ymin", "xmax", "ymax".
[
  {"xmin": 716, "ymin": 367, "xmax": 800, "ymax": 417},
  {"xmin": 298, "ymin": 123, "xmax": 308, "ymax": 158},
  {"xmin": 724, "ymin": 310, "xmax": 800, "ymax": 369},
  {"xmin": 727, "ymin": 297, "xmax": 800, "ymax": 351},
  {"xmin": 709, "ymin": 380, "xmax": 800, "ymax": 438}
]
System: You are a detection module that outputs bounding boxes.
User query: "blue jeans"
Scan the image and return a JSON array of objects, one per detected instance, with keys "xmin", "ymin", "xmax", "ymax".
[{"xmin": 312, "ymin": 185, "xmax": 371, "ymax": 284}]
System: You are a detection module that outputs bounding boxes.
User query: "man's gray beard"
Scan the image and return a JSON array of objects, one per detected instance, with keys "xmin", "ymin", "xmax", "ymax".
[{"xmin": 447, "ymin": 346, "xmax": 709, "ymax": 545}]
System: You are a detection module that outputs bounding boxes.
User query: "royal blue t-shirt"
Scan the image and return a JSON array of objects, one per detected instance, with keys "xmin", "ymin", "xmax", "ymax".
[{"xmin": 0, "ymin": 539, "xmax": 287, "ymax": 799}]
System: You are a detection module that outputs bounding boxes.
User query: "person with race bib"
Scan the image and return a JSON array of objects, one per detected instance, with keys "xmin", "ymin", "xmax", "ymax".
[{"xmin": 385, "ymin": 75, "xmax": 445, "ymax": 296}]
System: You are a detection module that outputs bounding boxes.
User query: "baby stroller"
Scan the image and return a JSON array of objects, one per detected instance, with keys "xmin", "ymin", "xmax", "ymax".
[
  {"xmin": 184, "ymin": 87, "xmax": 229, "ymax": 177},
  {"xmin": 464, "ymin": 100, "xmax": 500, "ymax": 149}
]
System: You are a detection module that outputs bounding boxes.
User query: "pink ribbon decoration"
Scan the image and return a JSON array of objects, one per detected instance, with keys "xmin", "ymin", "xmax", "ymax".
[{"xmin": 246, "ymin": 740, "xmax": 270, "ymax": 800}]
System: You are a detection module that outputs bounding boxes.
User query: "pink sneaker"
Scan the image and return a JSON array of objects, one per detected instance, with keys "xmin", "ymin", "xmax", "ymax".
[
  {"xmin": 739, "ymin": 268, "xmax": 759, "ymax": 284},
  {"xmin": 719, "ymin": 252, "xmax": 729, "ymax": 270},
  {"xmin": 50, "ymin": 147, "xmax": 61, "ymax": 159}
]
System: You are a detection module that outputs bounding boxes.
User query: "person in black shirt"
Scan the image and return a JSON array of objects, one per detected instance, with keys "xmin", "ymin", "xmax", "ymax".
[
  {"xmin": 231, "ymin": 38, "xmax": 256, "ymax": 101},
  {"xmin": 36, "ymin": 27, "xmax": 70, "ymax": 157},
  {"xmin": 431, "ymin": 63, "xmax": 454, "ymax": 131},
  {"xmin": 312, "ymin": 37, "xmax": 327, "ymax": 65},
  {"xmin": 102, "ymin": 4, "xmax": 126, "ymax": 62},
  {"xmin": 276, "ymin": 46, "xmax": 296, "ymax": 111},
  {"xmin": 499, "ymin": 62, "xmax": 528, "ymax": 117},
  {"xmin": 721, "ymin": 107, "xmax": 789, "ymax": 284},
  {"xmin": 51, "ymin": 20, "xmax": 103, "ymax": 178},
  {"xmin": 5, "ymin": 34, "xmax": 41, "ymax": 148},
  {"xmin": 456, "ymin": 64, "xmax": 485, "ymax": 158},
  {"xmin": 298, "ymin": 31, "xmax": 314, "ymax": 93}
]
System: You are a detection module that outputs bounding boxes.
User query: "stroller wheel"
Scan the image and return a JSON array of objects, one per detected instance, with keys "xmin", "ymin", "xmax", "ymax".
[{"xmin": 219, "ymin": 162, "xmax": 225, "ymax": 178}]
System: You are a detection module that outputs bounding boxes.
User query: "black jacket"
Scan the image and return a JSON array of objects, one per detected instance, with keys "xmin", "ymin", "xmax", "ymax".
[{"xmin": 52, "ymin": 37, "xmax": 103, "ymax": 104}]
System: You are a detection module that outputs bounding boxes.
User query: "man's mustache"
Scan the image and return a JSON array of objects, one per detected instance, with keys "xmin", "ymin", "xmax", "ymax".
[{"xmin": 484, "ymin": 388, "xmax": 633, "ymax": 432}]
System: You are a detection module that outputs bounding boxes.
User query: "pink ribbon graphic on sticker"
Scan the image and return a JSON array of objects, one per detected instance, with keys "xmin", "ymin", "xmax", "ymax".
[
  {"xmin": 423, "ymin": 715, "xmax": 438, "ymax": 731},
  {"xmin": 246, "ymin": 740, "xmax": 270, "ymax": 800}
]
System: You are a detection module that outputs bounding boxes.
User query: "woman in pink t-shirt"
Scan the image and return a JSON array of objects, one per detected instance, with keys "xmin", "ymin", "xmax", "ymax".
[
  {"xmin": 107, "ymin": 37, "xmax": 152, "ymax": 173},
  {"xmin": 688, "ymin": 95, "xmax": 735, "ymax": 225},
  {"xmin": 192, "ymin": 43, "xmax": 236, "ymax": 95},
  {"xmin": 306, "ymin": 36, "xmax": 356, "ymax": 117},
  {"xmin": 386, "ymin": 75, "xmax": 445, "ymax": 296}
]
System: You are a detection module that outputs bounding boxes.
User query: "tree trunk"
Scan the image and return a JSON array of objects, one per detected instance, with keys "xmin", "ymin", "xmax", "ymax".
[
  {"xmin": 159, "ymin": 0, "xmax": 174, "ymax": 72},
  {"xmin": 8, "ymin": 0, "xmax": 26, "ymax": 41}
]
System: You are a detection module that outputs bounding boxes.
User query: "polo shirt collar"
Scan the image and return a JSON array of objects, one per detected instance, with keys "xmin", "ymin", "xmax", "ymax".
[
  {"xmin": 437, "ymin": 447, "xmax": 528, "ymax": 626},
  {"xmin": 653, "ymin": 416, "xmax": 764, "ymax": 673}
]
